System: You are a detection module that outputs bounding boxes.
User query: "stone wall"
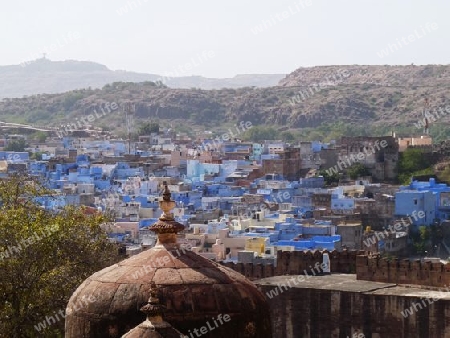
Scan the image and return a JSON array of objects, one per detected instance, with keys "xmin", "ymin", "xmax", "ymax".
[
  {"xmin": 222, "ymin": 250, "xmax": 450, "ymax": 287},
  {"xmin": 256, "ymin": 274, "xmax": 450, "ymax": 338},
  {"xmin": 220, "ymin": 249, "xmax": 450, "ymax": 337},
  {"xmin": 221, "ymin": 250, "xmax": 365, "ymax": 280},
  {"xmin": 356, "ymin": 254, "xmax": 450, "ymax": 287}
]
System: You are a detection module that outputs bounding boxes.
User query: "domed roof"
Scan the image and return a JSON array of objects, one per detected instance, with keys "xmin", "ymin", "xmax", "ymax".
[{"xmin": 65, "ymin": 184, "xmax": 272, "ymax": 338}]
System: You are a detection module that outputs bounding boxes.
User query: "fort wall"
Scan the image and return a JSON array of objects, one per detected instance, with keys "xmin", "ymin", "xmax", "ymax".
[
  {"xmin": 356, "ymin": 254, "xmax": 450, "ymax": 288},
  {"xmin": 256, "ymin": 275, "xmax": 450, "ymax": 338},
  {"xmin": 221, "ymin": 249, "xmax": 365, "ymax": 280},
  {"xmin": 222, "ymin": 250, "xmax": 450, "ymax": 288}
]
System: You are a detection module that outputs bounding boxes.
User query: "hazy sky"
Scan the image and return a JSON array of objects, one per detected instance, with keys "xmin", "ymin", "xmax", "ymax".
[{"xmin": 1, "ymin": 0, "xmax": 448, "ymax": 77}]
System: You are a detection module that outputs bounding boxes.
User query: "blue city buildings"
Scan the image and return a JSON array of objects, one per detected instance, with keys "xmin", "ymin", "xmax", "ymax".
[
  {"xmin": 242, "ymin": 217, "xmax": 341, "ymax": 251},
  {"xmin": 0, "ymin": 133, "xmax": 420, "ymax": 255},
  {"xmin": 395, "ymin": 178, "xmax": 450, "ymax": 226}
]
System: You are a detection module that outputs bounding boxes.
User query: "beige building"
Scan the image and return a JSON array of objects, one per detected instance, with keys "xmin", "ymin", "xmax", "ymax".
[
  {"xmin": 336, "ymin": 223, "xmax": 363, "ymax": 250},
  {"xmin": 396, "ymin": 135, "xmax": 432, "ymax": 152}
]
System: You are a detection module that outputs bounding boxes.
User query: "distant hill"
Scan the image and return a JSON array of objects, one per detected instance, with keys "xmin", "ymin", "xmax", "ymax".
[
  {"xmin": 278, "ymin": 64, "xmax": 450, "ymax": 87},
  {"xmin": 0, "ymin": 58, "xmax": 285, "ymax": 98},
  {"xmin": 1, "ymin": 64, "xmax": 450, "ymax": 142}
]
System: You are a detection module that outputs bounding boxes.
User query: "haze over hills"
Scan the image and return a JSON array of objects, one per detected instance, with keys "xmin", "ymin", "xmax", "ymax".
[
  {"xmin": 0, "ymin": 58, "xmax": 285, "ymax": 98},
  {"xmin": 1, "ymin": 63, "xmax": 450, "ymax": 142}
]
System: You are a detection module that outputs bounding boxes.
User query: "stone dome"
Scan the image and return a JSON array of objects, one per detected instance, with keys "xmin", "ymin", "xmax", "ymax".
[{"xmin": 65, "ymin": 184, "xmax": 272, "ymax": 338}]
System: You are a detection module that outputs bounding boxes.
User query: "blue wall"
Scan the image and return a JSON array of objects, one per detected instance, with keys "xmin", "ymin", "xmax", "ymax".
[{"xmin": 395, "ymin": 190, "xmax": 435, "ymax": 225}]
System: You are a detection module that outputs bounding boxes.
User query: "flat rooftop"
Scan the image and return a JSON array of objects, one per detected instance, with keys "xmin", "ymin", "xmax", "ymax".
[{"xmin": 256, "ymin": 274, "xmax": 450, "ymax": 299}]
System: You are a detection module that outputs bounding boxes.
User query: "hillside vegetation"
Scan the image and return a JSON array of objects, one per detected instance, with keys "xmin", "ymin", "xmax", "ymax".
[{"xmin": 1, "ymin": 64, "xmax": 450, "ymax": 141}]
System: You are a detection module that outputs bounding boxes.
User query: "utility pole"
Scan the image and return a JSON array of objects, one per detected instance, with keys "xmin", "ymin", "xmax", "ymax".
[
  {"xmin": 424, "ymin": 97, "xmax": 430, "ymax": 135},
  {"xmin": 124, "ymin": 102, "xmax": 135, "ymax": 154}
]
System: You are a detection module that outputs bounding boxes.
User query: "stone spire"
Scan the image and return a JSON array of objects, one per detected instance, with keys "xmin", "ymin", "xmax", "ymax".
[
  {"xmin": 121, "ymin": 282, "xmax": 183, "ymax": 337},
  {"xmin": 138, "ymin": 282, "xmax": 168, "ymax": 328},
  {"xmin": 149, "ymin": 182, "xmax": 184, "ymax": 245}
]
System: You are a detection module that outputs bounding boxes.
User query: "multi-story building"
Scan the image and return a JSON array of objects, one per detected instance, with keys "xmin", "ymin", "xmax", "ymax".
[
  {"xmin": 262, "ymin": 147, "xmax": 301, "ymax": 181},
  {"xmin": 337, "ymin": 136, "xmax": 399, "ymax": 181}
]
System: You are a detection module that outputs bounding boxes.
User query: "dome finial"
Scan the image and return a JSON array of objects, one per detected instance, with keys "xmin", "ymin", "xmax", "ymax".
[
  {"xmin": 140, "ymin": 282, "xmax": 165, "ymax": 321},
  {"xmin": 159, "ymin": 181, "xmax": 176, "ymax": 221},
  {"xmin": 162, "ymin": 181, "xmax": 171, "ymax": 202},
  {"xmin": 148, "ymin": 182, "xmax": 184, "ymax": 240},
  {"xmin": 121, "ymin": 282, "xmax": 183, "ymax": 336}
]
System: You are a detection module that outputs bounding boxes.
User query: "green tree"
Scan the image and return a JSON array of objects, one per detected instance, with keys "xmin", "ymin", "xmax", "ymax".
[
  {"xmin": 62, "ymin": 92, "xmax": 84, "ymax": 111},
  {"xmin": 34, "ymin": 131, "xmax": 47, "ymax": 143},
  {"xmin": 0, "ymin": 175, "xmax": 120, "ymax": 337},
  {"xmin": 411, "ymin": 226, "xmax": 431, "ymax": 255},
  {"xmin": 242, "ymin": 126, "xmax": 279, "ymax": 142},
  {"xmin": 30, "ymin": 152, "xmax": 43, "ymax": 161},
  {"xmin": 138, "ymin": 121, "xmax": 160, "ymax": 136},
  {"xmin": 4, "ymin": 139, "xmax": 27, "ymax": 152},
  {"xmin": 398, "ymin": 148, "xmax": 433, "ymax": 184},
  {"xmin": 281, "ymin": 131, "xmax": 296, "ymax": 142},
  {"xmin": 437, "ymin": 165, "xmax": 450, "ymax": 185},
  {"xmin": 319, "ymin": 169, "xmax": 340, "ymax": 186},
  {"xmin": 398, "ymin": 148, "xmax": 430, "ymax": 173},
  {"xmin": 347, "ymin": 163, "xmax": 370, "ymax": 180}
]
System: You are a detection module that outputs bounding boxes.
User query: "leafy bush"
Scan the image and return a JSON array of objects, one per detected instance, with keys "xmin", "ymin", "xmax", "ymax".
[
  {"xmin": 242, "ymin": 126, "xmax": 279, "ymax": 142},
  {"xmin": 398, "ymin": 148, "xmax": 433, "ymax": 184},
  {"xmin": 347, "ymin": 163, "xmax": 370, "ymax": 180}
]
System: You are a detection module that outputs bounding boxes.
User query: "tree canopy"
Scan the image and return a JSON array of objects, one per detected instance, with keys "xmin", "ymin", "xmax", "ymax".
[
  {"xmin": 138, "ymin": 121, "xmax": 160, "ymax": 136},
  {"xmin": 242, "ymin": 126, "xmax": 279, "ymax": 142},
  {"xmin": 0, "ymin": 175, "xmax": 120, "ymax": 337},
  {"xmin": 4, "ymin": 139, "xmax": 27, "ymax": 152},
  {"xmin": 318, "ymin": 169, "xmax": 340, "ymax": 186},
  {"xmin": 398, "ymin": 148, "xmax": 433, "ymax": 184},
  {"xmin": 347, "ymin": 163, "xmax": 370, "ymax": 180}
]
